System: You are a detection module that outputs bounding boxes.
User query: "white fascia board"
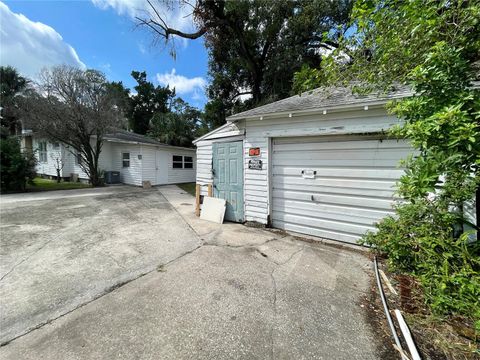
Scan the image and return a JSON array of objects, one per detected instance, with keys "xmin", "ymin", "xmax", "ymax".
[
  {"xmin": 192, "ymin": 122, "xmax": 233, "ymax": 144},
  {"xmin": 192, "ymin": 122, "xmax": 246, "ymax": 144}
]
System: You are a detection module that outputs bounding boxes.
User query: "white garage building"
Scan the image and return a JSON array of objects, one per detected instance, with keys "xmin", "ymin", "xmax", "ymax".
[
  {"xmin": 32, "ymin": 130, "xmax": 196, "ymax": 186},
  {"xmin": 194, "ymin": 86, "xmax": 414, "ymax": 244}
]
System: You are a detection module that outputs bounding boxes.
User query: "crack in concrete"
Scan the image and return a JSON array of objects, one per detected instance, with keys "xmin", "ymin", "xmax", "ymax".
[
  {"xmin": 0, "ymin": 268, "xmax": 151, "ymax": 347},
  {"xmin": 271, "ymin": 245, "xmax": 305, "ymax": 266},
  {"xmin": 270, "ymin": 269, "xmax": 277, "ymax": 360},
  {"xmin": 0, "ymin": 242, "xmax": 204, "ymax": 347},
  {"xmin": 1, "ymin": 207, "xmax": 90, "ymax": 283},
  {"xmin": 1, "ymin": 190, "xmax": 206, "ymax": 346},
  {"xmin": 0, "ymin": 234, "xmax": 61, "ymax": 283},
  {"xmin": 203, "ymin": 236, "xmax": 281, "ymax": 250},
  {"xmin": 268, "ymin": 245, "xmax": 305, "ymax": 360}
]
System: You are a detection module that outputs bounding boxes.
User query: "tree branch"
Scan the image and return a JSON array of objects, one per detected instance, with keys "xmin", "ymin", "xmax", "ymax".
[{"xmin": 230, "ymin": 91, "xmax": 253, "ymax": 101}]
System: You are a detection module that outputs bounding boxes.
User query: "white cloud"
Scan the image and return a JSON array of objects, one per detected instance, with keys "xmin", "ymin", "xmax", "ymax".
[
  {"xmin": 156, "ymin": 68, "xmax": 206, "ymax": 97},
  {"xmin": 0, "ymin": 1, "xmax": 85, "ymax": 80},
  {"xmin": 92, "ymin": 0, "xmax": 194, "ymax": 34}
]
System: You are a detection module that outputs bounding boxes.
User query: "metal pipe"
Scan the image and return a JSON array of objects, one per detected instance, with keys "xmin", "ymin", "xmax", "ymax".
[{"xmin": 374, "ymin": 256, "xmax": 408, "ymax": 360}]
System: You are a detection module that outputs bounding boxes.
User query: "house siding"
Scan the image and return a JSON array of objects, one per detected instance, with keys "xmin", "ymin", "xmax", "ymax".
[
  {"xmin": 33, "ymin": 138, "xmax": 65, "ymax": 177},
  {"xmin": 110, "ymin": 143, "xmax": 143, "ymax": 186},
  {"xmin": 167, "ymin": 148, "xmax": 197, "ymax": 184},
  {"xmin": 61, "ymin": 141, "xmax": 114, "ymax": 180}
]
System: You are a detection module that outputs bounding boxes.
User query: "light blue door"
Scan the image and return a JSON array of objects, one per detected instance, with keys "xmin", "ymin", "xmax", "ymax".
[{"xmin": 212, "ymin": 141, "xmax": 244, "ymax": 222}]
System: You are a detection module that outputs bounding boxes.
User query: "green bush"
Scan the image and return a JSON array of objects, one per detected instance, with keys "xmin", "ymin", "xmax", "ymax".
[
  {"xmin": 0, "ymin": 136, "xmax": 36, "ymax": 192},
  {"xmin": 361, "ymin": 200, "xmax": 480, "ymax": 326}
]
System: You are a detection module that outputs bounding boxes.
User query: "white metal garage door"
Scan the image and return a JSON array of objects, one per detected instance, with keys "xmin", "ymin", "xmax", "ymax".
[{"xmin": 271, "ymin": 135, "xmax": 413, "ymax": 244}]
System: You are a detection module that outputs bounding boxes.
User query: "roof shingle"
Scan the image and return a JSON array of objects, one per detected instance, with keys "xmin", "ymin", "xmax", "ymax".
[{"xmin": 227, "ymin": 85, "xmax": 413, "ymax": 120}]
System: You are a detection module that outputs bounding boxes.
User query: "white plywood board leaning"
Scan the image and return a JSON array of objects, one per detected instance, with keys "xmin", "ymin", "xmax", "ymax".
[{"xmin": 200, "ymin": 197, "xmax": 226, "ymax": 224}]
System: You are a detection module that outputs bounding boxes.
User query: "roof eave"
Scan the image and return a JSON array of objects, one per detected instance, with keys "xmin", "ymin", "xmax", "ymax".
[
  {"xmin": 226, "ymin": 95, "xmax": 411, "ymax": 122},
  {"xmin": 104, "ymin": 138, "xmax": 195, "ymax": 151}
]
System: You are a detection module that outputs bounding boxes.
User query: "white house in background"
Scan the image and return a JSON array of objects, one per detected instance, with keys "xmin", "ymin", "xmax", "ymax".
[
  {"xmin": 194, "ymin": 85, "xmax": 416, "ymax": 244},
  {"xmin": 30, "ymin": 130, "xmax": 196, "ymax": 186}
]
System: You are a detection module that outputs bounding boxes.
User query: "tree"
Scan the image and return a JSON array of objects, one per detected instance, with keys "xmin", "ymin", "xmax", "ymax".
[
  {"xmin": 50, "ymin": 151, "xmax": 65, "ymax": 183},
  {"xmin": 128, "ymin": 70, "xmax": 174, "ymax": 134},
  {"xmin": 0, "ymin": 136, "xmax": 36, "ymax": 192},
  {"xmin": 137, "ymin": 0, "xmax": 352, "ymax": 127},
  {"xmin": 295, "ymin": 0, "xmax": 480, "ymax": 322},
  {"xmin": 21, "ymin": 65, "xmax": 125, "ymax": 186},
  {"xmin": 0, "ymin": 66, "xmax": 30, "ymax": 137},
  {"xmin": 202, "ymin": 99, "xmax": 225, "ymax": 131},
  {"xmin": 149, "ymin": 97, "xmax": 202, "ymax": 147},
  {"xmin": 106, "ymin": 80, "xmax": 131, "ymax": 123}
]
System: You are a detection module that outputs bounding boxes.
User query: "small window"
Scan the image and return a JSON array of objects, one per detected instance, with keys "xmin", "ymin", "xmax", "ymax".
[
  {"xmin": 184, "ymin": 156, "xmax": 193, "ymax": 169},
  {"xmin": 52, "ymin": 142, "xmax": 60, "ymax": 149},
  {"xmin": 122, "ymin": 152, "xmax": 130, "ymax": 168},
  {"xmin": 75, "ymin": 152, "xmax": 82, "ymax": 166},
  {"xmin": 172, "ymin": 155, "xmax": 183, "ymax": 169},
  {"xmin": 172, "ymin": 155, "xmax": 194, "ymax": 169},
  {"xmin": 38, "ymin": 141, "xmax": 47, "ymax": 163}
]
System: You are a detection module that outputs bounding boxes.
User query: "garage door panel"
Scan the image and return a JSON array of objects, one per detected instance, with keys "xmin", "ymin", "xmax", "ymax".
[
  {"xmin": 273, "ymin": 159, "xmax": 403, "ymax": 167},
  {"xmin": 273, "ymin": 179, "xmax": 396, "ymax": 198},
  {"xmin": 272, "ymin": 205, "xmax": 383, "ymax": 228},
  {"xmin": 273, "ymin": 176, "xmax": 397, "ymax": 191},
  {"xmin": 272, "ymin": 198, "xmax": 394, "ymax": 223},
  {"xmin": 273, "ymin": 167, "xmax": 406, "ymax": 180},
  {"xmin": 272, "ymin": 221, "xmax": 359, "ymax": 244},
  {"xmin": 274, "ymin": 137, "xmax": 410, "ymax": 149},
  {"xmin": 273, "ymin": 189, "xmax": 395, "ymax": 210},
  {"xmin": 271, "ymin": 213, "xmax": 375, "ymax": 237},
  {"xmin": 273, "ymin": 148, "xmax": 412, "ymax": 161},
  {"xmin": 272, "ymin": 137, "xmax": 412, "ymax": 244}
]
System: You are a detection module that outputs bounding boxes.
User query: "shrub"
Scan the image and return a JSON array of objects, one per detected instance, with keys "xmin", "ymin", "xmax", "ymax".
[
  {"xmin": 361, "ymin": 199, "xmax": 480, "ymax": 327},
  {"xmin": 0, "ymin": 136, "xmax": 36, "ymax": 192}
]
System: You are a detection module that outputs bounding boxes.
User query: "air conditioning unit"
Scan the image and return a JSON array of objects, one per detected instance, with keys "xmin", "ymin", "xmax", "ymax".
[{"xmin": 104, "ymin": 171, "xmax": 121, "ymax": 184}]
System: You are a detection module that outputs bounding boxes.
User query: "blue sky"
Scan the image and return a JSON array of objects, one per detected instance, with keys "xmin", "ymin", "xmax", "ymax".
[{"xmin": 0, "ymin": 0, "xmax": 209, "ymax": 108}]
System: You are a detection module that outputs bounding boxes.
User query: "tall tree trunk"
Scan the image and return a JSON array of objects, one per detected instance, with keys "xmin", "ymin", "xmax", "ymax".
[{"xmin": 476, "ymin": 187, "xmax": 479, "ymax": 242}]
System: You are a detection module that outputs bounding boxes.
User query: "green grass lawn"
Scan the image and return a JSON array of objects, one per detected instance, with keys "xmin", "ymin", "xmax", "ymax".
[
  {"xmin": 27, "ymin": 177, "xmax": 91, "ymax": 192},
  {"xmin": 176, "ymin": 182, "xmax": 196, "ymax": 196}
]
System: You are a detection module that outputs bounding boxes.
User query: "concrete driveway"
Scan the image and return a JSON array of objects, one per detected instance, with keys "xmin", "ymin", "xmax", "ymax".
[{"xmin": 0, "ymin": 185, "xmax": 387, "ymax": 359}]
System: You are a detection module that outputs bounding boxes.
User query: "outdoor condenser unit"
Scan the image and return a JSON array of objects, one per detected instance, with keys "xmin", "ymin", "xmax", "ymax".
[{"xmin": 104, "ymin": 171, "xmax": 121, "ymax": 184}]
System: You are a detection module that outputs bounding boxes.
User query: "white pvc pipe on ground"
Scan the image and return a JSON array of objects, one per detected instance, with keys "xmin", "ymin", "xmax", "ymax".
[
  {"xmin": 394, "ymin": 309, "xmax": 422, "ymax": 360},
  {"xmin": 373, "ymin": 257, "xmax": 409, "ymax": 360}
]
